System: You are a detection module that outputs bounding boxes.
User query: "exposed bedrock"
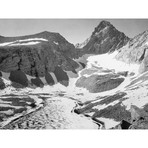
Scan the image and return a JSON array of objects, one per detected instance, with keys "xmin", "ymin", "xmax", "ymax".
[
  {"xmin": 116, "ymin": 31, "xmax": 148, "ymax": 74},
  {"xmin": 113, "ymin": 105, "xmax": 148, "ymax": 129},
  {"xmin": 139, "ymin": 54, "xmax": 148, "ymax": 73},
  {"xmin": 76, "ymin": 74, "xmax": 124, "ymax": 93},
  {"xmin": 0, "ymin": 31, "xmax": 80, "ymax": 78}
]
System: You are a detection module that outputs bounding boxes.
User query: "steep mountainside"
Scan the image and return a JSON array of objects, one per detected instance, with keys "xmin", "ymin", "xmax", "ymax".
[
  {"xmin": 116, "ymin": 30, "xmax": 148, "ymax": 73},
  {"xmin": 76, "ymin": 21, "xmax": 129, "ymax": 54},
  {"xmin": 0, "ymin": 31, "xmax": 81, "ymax": 87},
  {"xmin": 0, "ymin": 31, "xmax": 80, "ymax": 59}
]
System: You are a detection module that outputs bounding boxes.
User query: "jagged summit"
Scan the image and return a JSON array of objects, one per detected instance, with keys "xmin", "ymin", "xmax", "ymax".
[
  {"xmin": 99, "ymin": 20, "xmax": 112, "ymax": 26},
  {"xmin": 92, "ymin": 20, "xmax": 113, "ymax": 36},
  {"xmin": 76, "ymin": 20, "xmax": 129, "ymax": 54},
  {"xmin": 95, "ymin": 20, "xmax": 112, "ymax": 29},
  {"xmin": 116, "ymin": 28, "xmax": 148, "ymax": 73}
]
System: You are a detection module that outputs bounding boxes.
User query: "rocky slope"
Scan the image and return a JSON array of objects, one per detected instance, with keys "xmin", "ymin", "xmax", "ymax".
[
  {"xmin": 113, "ymin": 105, "xmax": 148, "ymax": 129},
  {"xmin": 76, "ymin": 20, "xmax": 129, "ymax": 54},
  {"xmin": 116, "ymin": 30, "xmax": 148, "ymax": 73},
  {"xmin": 0, "ymin": 31, "xmax": 80, "ymax": 75},
  {"xmin": 0, "ymin": 31, "xmax": 81, "ymax": 87}
]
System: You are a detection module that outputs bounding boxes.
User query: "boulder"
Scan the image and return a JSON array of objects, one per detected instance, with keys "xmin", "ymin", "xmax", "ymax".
[{"xmin": 76, "ymin": 74, "xmax": 124, "ymax": 93}]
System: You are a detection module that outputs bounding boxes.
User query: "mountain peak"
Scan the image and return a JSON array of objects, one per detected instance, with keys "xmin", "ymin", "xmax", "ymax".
[
  {"xmin": 77, "ymin": 20, "xmax": 130, "ymax": 54},
  {"xmin": 92, "ymin": 20, "xmax": 114, "ymax": 36},
  {"xmin": 99, "ymin": 20, "xmax": 112, "ymax": 27}
]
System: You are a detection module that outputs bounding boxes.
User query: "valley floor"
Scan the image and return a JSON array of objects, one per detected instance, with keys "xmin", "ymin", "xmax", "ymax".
[
  {"xmin": 1, "ymin": 53, "xmax": 148, "ymax": 129},
  {"xmin": 1, "ymin": 94, "xmax": 99, "ymax": 129}
]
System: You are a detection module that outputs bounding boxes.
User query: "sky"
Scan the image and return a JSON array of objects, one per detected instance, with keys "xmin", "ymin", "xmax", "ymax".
[{"xmin": 0, "ymin": 19, "xmax": 148, "ymax": 44}]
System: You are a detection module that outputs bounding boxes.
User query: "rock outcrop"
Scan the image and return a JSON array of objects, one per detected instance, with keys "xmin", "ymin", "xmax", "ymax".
[
  {"xmin": 76, "ymin": 74, "xmax": 124, "ymax": 93},
  {"xmin": 0, "ymin": 31, "xmax": 79, "ymax": 77},
  {"xmin": 116, "ymin": 30, "xmax": 148, "ymax": 73},
  {"xmin": 113, "ymin": 105, "xmax": 148, "ymax": 129}
]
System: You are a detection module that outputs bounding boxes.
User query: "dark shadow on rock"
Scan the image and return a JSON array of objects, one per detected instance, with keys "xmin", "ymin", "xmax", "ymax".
[
  {"xmin": 31, "ymin": 77, "xmax": 44, "ymax": 87},
  {"xmin": 0, "ymin": 78, "xmax": 5, "ymax": 89},
  {"xmin": 117, "ymin": 71, "xmax": 128, "ymax": 77},
  {"xmin": 79, "ymin": 62, "xmax": 86, "ymax": 68},
  {"xmin": 0, "ymin": 71, "xmax": 2, "ymax": 77},
  {"xmin": 54, "ymin": 66, "xmax": 69, "ymax": 86},
  {"xmin": 9, "ymin": 70, "xmax": 28, "ymax": 87},
  {"xmin": 120, "ymin": 120, "xmax": 131, "ymax": 129},
  {"xmin": 72, "ymin": 69, "xmax": 77, "ymax": 74},
  {"xmin": 73, "ymin": 109, "xmax": 81, "ymax": 114},
  {"xmin": 45, "ymin": 72, "xmax": 54, "ymax": 85},
  {"xmin": 29, "ymin": 102, "xmax": 37, "ymax": 108},
  {"xmin": 11, "ymin": 82, "xmax": 25, "ymax": 88}
]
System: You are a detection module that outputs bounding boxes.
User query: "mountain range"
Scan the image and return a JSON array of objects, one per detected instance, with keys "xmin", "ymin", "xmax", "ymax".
[{"xmin": 1, "ymin": 20, "xmax": 148, "ymax": 129}]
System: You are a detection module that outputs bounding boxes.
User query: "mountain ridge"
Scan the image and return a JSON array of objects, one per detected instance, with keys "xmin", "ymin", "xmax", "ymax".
[{"xmin": 0, "ymin": 20, "xmax": 148, "ymax": 88}]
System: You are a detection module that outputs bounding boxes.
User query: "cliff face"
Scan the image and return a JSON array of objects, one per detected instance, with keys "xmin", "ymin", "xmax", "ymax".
[
  {"xmin": 0, "ymin": 31, "xmax": 79, "ymax": 77},
  {"xmin": 76, "ymin": 21, "xmax": 129, "ymax": 54},
  {"xmin": 116, "ymin": 30, "xmax": 148, "ymax": 73},
  {"xmin": 0, "ymin": 21, "xmax": 132, "ymax": 80}
]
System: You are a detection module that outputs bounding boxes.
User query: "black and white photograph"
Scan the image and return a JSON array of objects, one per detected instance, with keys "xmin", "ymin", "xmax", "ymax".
[
  {"xmin": 1, "ymin": 19, "xmax": 148, "ymax": 130},
  {"xmin": 0, "ymin": 0, "xmax": 148, "ymax": 148}
]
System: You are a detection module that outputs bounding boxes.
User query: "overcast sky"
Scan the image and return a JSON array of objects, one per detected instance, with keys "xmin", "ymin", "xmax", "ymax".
[{"xmin": 0, "ymin": 19, "xmax": 148, "ymax": 44}]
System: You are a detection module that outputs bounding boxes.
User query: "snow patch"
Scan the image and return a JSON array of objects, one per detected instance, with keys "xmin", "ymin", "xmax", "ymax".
[
  {"xmin": 96, "ymin": 117, "xmax": 120, "ymax": 129},
  {"xmin": 87, "ymin": 51, "xmax": 140, "ymax": 75},
  {"xmin": 0, "ymin": 41, "xmax": 14, "ymax": 46},
  {"xmin": 9, "ymin": 41, "xmax": 40, "ymax": 46},
  {"xmin": 40, "ymin": 77, "xmax": 47, "ymax": 85},
  {"xmin": 0, "ymin": 109, "xmax": 14, "ymax": 115},
  {"xmin": 0, "ymin": 104, "xmax": 23, "ymax": 109},
  {"xmin": 53, "ymin": 41, "xmax": 59, "ymax": 45},
  {"xmin": 50, "ymin": 72, "xmax": 58, "ymax": 84},
  {"xmin": 93, "ymin": 100, "xmax": 120, "ymax": 110},
  {"xmin": 123, "ymin": 86, "xmax": 148, "ymax": 110},
  {"xmin": 44, "ymin": 97, "xmax": 98, "ymax": 129},
  {"xmin": 0, "ymin": 38, "xmax": 48, "ymax": 47},
  {"xmin": 17, "ymin": 38, "xmax": 48, "ymax": 42},
  {"xmin": 26, "ymin": 74, "xmax": 36, "ymax": 81}
]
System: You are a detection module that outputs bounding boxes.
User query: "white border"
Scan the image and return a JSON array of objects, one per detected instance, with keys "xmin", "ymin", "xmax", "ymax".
[
  {"xmin": 0, "ymin": 0, "xmax": 148, "ymax": 148},
  {"xmin": 0, "ymin": 0, "xmax": 147, "ymax": 18}
]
